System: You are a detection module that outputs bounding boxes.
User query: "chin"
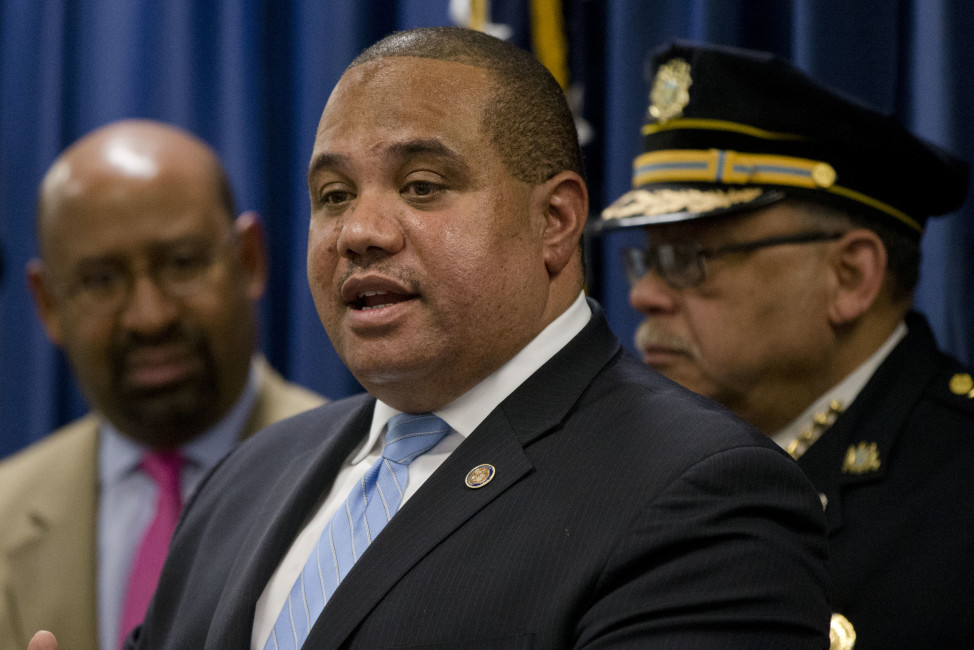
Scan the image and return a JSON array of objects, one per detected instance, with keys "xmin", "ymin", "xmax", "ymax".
[{"xmin": 123, "ymin": 382, "xmax": 213, "ymax": 422}]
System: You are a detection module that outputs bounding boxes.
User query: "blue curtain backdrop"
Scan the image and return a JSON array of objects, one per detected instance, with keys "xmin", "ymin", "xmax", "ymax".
[{"xmin": 1, "ymin": 0, "xmax": 972, "ymax": 458}]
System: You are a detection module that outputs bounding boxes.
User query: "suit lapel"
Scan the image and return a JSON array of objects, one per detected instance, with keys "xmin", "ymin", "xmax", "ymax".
[
  {"xmin": 307, "ymin": 408, "xmax": 533, "ymax": 647},
  {"xmin": 4, "ymin": 422, "xmax": 99, "ymax": 649},
  {"xmin": 205, "ymin": 398, "xmax": 374, "ymax": 648},
  {"xmin": 306, "ymin": 301, "xmax": 622, "ymax": 648}
]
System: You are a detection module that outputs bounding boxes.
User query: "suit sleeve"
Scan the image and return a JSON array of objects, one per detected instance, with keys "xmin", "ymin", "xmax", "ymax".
[{"xmin": 576, "ymin": 445, "xmax": 831, "ymax": 649}]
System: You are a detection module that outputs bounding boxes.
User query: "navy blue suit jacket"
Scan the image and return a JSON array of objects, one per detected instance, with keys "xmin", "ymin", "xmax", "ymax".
[{"xmin": 131, "ymin": 303, "xmax": 831, "ymax": 648}]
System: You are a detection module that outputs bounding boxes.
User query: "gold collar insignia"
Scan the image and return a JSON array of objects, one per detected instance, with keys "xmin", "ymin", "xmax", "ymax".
[
  {"xmin": 788, "ymin": 400, "xmax": 844, "ymax": 460},
  {"xmin": 842, "ymin": 442, "xmax": 881, "ymax": 475}
]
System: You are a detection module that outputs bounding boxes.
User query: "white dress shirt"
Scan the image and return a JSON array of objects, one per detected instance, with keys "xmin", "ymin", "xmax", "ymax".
[
  {"xmin": 98, "ymin": 362, "xmax": 260, "ymax": 650},
  {"xmin": 251, "ymin": 292, "xmax": 592, "ymax": 649}
]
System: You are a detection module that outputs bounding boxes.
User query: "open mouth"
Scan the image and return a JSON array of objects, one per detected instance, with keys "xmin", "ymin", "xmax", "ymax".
[
  {"xmin": 341, "ymin": 274, "xmax": 419, "ymax": 313},
  {"xmin": 353, "ymin": 290, "xmax": 414, "ymax": 310}
]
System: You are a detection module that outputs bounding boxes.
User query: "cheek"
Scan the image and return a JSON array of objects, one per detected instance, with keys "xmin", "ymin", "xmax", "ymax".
[
  {"xmin": 431, "ymin": 221, "xmax": 535, "ymax": 307},
  {"xmin": 307, "ymin": 227, "xmax": 339, "ymax": 296},
  {"xmin": 195, "ymin": 292, "xmax": 250, "ymax": 340},
  {"xmin": 57, "ymin": 314, "xmax": 115, "ymax": 383},
  {"xmin": 60, "ymin": 306, "xmax": 110, "ymax": 344},
  {"xmin": 690, "ymin": 309, "xmax": 745, "ymax": 360},
  {"xmin": 684, "ymin": 291, "xmax": 765, "ymax": 363},
  {"xmin": 690, "ymin": 283, "xmax": 810, "ymax": 372}
]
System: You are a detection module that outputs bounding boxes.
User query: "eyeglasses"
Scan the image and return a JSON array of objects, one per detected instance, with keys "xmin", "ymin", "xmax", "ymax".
[
  {"xmin": 54, "ymin": 233, "xmax": 237, "ymax": 313},
  {"xmin": 622, "ymin": 230, "xmax": 846, "ymax": 289}
]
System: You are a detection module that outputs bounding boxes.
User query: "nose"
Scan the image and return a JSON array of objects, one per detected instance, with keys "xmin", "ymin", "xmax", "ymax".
[
  {"xmin": 335, "ymin": 192, "xmax": 404, "ymax": 263},
  {"xmin": 629, "ymin": 270, "xmax": 680, "ymax": 317},
  {"xmin": 119, "ymin": 272, "xmax": 180, "ymax": 335}
]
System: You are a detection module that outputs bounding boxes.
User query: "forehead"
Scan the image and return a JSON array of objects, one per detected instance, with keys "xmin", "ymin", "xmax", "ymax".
[
  {"xmin": 42, "ymin": 164, "xmax": 229, "ymax": 264},
  {"xmin": 311, "ymin": 57, "xmax": 495, "ymax": 164}
]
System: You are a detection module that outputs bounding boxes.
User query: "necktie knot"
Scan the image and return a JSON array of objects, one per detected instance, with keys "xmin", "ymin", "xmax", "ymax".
[
  {"xmin": 141, "ymin": 450, "xmax": 184, "ymax": 490},
  {"xmin": 382, "ymin": 413, "xmax": 451, "ymax": 465}
]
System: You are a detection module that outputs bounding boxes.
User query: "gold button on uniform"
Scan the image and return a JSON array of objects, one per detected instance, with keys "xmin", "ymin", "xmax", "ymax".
[
  {"xmin": 829, "ymin": 613, "xmax": 856, "ymax": 650},
  {"xmin": 949, "ymin": 373, "xmax": 974, "ymax": 397},
  {"xmin": 811, "ymin": 162, "xmax": 837, "ymax": 188}
]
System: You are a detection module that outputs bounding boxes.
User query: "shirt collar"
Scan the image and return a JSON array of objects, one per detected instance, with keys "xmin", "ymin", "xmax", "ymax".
[
  {"xmin": 353, "ymin": 292, "xmax": 592, "ymax": 463},
  {"xmin": 99, "ymin": 359, "xmax": 261, "ymax": 487},
  {"xmin": 772, "ymin": 321, "xmax": 908, "ymax": 450}
]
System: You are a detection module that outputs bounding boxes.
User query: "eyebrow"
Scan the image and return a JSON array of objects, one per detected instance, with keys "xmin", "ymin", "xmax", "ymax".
[
  {"xmin": 307, "ymin": 152, "xmax": 349, "ymax": 187},
  {"xmin": 388, "ymin": 139, "xmax": 464, "ymax": 166},
  {"xmin": 307, "ymin": 138, "xmax": 470, "ymax": 186}
]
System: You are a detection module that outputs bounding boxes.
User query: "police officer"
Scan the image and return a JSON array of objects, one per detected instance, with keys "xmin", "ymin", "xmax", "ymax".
[{"xmin": 594, "ymin": 41, "xmax": 974, "ymax": 650}]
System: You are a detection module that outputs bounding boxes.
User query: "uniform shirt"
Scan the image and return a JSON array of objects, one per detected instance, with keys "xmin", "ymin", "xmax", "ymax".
[
  {"xmin": 97, "ymin": 362, "xmax": 260, "ymax": 650},
  {"xmin": 252, "ymin": 292, "xmax": 592, "ymax": 649}
]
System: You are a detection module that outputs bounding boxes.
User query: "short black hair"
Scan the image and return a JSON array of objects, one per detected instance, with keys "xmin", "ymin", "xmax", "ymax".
[{"xmin": 350, "ymin": 27, "xmax": 584, "ymax": 185}]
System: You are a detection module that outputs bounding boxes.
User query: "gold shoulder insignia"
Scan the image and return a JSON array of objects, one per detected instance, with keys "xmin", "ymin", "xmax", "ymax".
[
  {"xmin": 948, "ymin": 373, "xmax": 974, "ymax": 398},
  {"xmin": 649, "ymin": 58, "xmax": 692, "ymax": 123},
  {"xmin": 842, "ymin": 442, "xmax": 881, "ymax": 475}
]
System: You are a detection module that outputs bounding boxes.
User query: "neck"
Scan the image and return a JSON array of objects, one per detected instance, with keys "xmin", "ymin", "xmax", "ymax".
[{"xmin": 744, "ymin": 308, "xmax": 907, "ymax": 435}]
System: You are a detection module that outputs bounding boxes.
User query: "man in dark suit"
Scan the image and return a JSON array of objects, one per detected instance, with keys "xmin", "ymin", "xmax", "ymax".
[
  {"xmin": 31, "ymin": 28, "xmax": 831, "ymax": 649},
  {"xmin": 595, "ymin": 41, "xmax": 974, "ymax": 649}
]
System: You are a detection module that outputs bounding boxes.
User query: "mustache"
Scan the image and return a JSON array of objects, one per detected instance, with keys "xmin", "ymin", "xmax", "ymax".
[
  {"xmin": 634, "ymin": 321, "xmax": 694, "ymax": 355},
  {"xmin": 111, "ymin": 325, "xmax": 207, "ymax": 375},
  {"xmin": 339, "ymin": 260, "xmax": 419, "ymax": 290}
]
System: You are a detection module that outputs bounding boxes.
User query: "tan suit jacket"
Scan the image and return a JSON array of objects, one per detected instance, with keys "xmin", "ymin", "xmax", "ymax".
[{"xmin": 0, "ymin": 357, "xmax": 324, "ymax": 650}]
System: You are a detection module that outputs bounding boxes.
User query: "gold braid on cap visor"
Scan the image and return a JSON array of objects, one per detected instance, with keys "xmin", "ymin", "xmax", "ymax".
[{"xmin": 620, "ymin": 147, "xmax": 921, "ymax": 233}]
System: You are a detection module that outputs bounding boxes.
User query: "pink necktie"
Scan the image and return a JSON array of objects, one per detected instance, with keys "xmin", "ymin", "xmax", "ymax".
[{"xmin": 117, "ymin": 450, "xmax": 184, "ymax": 649}]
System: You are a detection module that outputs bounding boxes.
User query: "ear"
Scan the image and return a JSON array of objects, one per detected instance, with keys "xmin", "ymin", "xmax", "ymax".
[
  {"xmin": 827, "ymin": 228, "xmax": 887, "ymax": 325},
  {"xmin": 535, "ymin": 170, "xmax": 589, "ymax": 276},
  {"xmin": 26, "ymin": 258, "xmax": 65, "ymax": 345},
  {"xmin": 233, "ymin": 211, "xmax": 269, "ymax": 300}
]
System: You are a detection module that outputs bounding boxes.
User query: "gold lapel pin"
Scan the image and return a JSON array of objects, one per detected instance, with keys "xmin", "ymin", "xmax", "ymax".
[{"xmin": 465, "ymin": 464, "xmax": 495, "ymax": 489}]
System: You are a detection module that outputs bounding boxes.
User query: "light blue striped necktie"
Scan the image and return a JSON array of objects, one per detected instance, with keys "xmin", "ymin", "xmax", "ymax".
[{"xmin": 264, "ymin": 412, "xmax": 451, "ymax": 650}]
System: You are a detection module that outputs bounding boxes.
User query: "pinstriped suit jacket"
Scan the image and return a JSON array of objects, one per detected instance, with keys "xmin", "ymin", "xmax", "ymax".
[{"xmin": 131, "ymin": 304, "xmax": 832, "ymax": 649}]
